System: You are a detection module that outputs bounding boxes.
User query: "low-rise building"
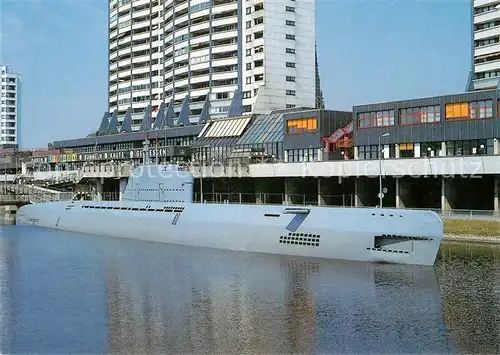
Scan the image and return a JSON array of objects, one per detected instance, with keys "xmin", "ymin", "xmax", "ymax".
[
  {"xmin": 10, "ymin": 89, "xmax": 500, "ymax": 213},
  {"xmin": 353, "ymin": 89, "xmax": 500, "ymax": 160}
]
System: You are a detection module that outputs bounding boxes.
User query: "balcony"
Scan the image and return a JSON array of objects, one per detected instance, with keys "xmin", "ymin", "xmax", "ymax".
[
  {"xmin": 474, "ymin": 9, "xmax": 500, "ymax": 25},
  {"xmin": 475, "ymin": 42, "xmax": 500, "ymax": 57}
]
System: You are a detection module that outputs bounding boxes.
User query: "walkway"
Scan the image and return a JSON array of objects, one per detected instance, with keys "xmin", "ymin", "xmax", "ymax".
[{"xmin": 2, "ymin": 184, "xmax": 73, "ymax": 204}]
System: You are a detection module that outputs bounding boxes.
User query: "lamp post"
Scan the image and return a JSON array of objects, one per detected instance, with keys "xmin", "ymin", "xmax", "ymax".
[
  {"xmin": 193, "ymin": 158, "xmax": 203, "ymax": 203},
  {"xmin": 142, "ymin": 138, "xmax": 150, "ymax": 166},
  {"xmin": 378, "ymin": 132, "xmax": 390, "ymax": 208},
  {"xmin": 3, "ymin": 153, "xmax": 6, "ymax": 194}
]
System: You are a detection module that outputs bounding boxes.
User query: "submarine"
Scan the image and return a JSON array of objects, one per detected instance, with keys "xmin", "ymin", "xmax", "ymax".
[{"xmin": 16, "ymin": 164, "xmax": 444, "ymax": 266}]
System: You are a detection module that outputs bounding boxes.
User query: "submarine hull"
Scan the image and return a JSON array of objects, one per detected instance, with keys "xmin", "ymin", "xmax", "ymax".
[{"xmin": 16, "ymin": 200, "xmax": 443, "ymax": 266}]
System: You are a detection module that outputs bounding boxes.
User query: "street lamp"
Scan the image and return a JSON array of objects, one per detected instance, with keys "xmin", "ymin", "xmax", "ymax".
[
  {"xmin": 3, "ymin": 153, "xmax": 6, "ymax": 194},
  {"xmin": 378, "ymin": 132, "xmax": 390, "ymax": 208}
]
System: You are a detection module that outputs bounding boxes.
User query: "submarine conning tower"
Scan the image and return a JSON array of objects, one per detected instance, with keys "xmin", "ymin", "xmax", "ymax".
[{"xmin": 122, "ymin": 164, "xmax": 194, "ymax": 203}]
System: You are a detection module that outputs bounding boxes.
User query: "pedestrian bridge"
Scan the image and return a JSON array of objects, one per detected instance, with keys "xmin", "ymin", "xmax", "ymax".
[{"xmin": 1, "ymin": 184, "xmax": 73, "ymax": 204}]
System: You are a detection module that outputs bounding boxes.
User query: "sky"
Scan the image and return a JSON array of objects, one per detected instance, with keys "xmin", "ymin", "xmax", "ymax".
[{"xmin": 1, "ymin": 0, "xmax": 472, "ymax": 148}]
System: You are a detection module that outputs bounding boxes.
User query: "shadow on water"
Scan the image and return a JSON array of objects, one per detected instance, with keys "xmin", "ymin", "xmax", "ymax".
[{"xmin": 0, "ymin": 226, "xmax": 497, "ymax": 354}]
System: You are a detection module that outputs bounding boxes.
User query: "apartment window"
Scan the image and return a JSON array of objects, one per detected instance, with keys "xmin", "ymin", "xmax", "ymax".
[
  {"xmin": 174, "ymin": 47, "xmax": 189, "ymax": 56},
  {"xmin": 357, "ymin": 110, "xmax": 395, "ymax": 128},
  {"xmin": 286, "ymin": 48, "xmax": 295, "ymax": 54},
  {"xmin": 286, "ymin": 90, "xmax": 296, "ymax": 96},
  {"xmin": 174, "ymin": 34, "xmax": 189, "ymax": 43},
  {"xmin": 286, "ymin": 20, "xmax": 295, "ymax": 26},
  {"xmin": 475, "ymin": 5, "xmax": 496, "ymax": 14},
  {"xmin": 476, "ymin": 70, "xmax": 500, "ymax": 79},
  {"xmin": 246, "ymin": 21, "xmax": 251, "ymax": 29},
  {"xmin": 286, "ymin": 118, "xmax": 317, "ymax": 134},
  {"xmin": 246, "ymin": 49, "xmax": 251, "ymax": 56},
  {"xmin": 246, "ymin": 63, "xmax": 252, "ymax": 70},
  {"xmin": 246, "ymin": 77, "xmax": 251, "ymax": 84},
  {"xmin": 246, "ymin": 35, "xmax": 251, "ymax": 42},
  {"xmin": 286, "ymin": 34, "xmax": 295, "ymax": 40},
  {"xmin": 246, "ymin": 7, "xmax": 251, "ymax": 14},
  {"xmin": 471, "ymin": 100, "xmax": 493, "ymax": 118},
  {"xmin": 400, "ymin": 105, "xmax": 441, "ymax": 125},
  {"xmin": 475, "ymin": 20, "xmax": 500, "ymax": 31},
  {"xmin": 216, "ymin": 92, "xmax": 229, "ymax": 100},
  {"xmin": 190, "ymin": 54, "xmax": 209, "ymax": 65},
  {"xmin": 475, "ymin": 37, "xmax": 500, "ymax": 47},
  {"xmin": 286, "ymin": 104, "xmax": 296, "ymax": 108},
  {"xmin": 285, "ymin": 6, "xmax": 295, "ymax": 12},
  {"xmin": 286, "ymin": 76, "xmax": 295, "ymax": 82},
  {"xmin": 286, "ymin": 62, "xmax": 295, "ymax": 68},
  {"xmin": 254, "ymin": 18, "xmax": 263, "ymax": 25},
  {"xmin": 243, "ymin": 91, "xmax": 251, "ymax": 98},
  {"xmin": 189, "ymin": 1, "xmax": 210, "ymax": 13},
  {"xmin": 254, "ymin": 45, "xmax": 264, "ymax": 54}
]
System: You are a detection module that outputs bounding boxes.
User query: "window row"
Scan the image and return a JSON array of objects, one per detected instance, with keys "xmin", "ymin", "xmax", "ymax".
[
  {"xmin": 400, "ymin": 105, "xmax": 440, "ymax": 125},
  {"xmin": 192, "ymin": 143, "xmax": 284, "ymax": 165},
  {"xmin": 358, "ymin": 100, "xmax": 497, "ymax": 128},
  {"xmin": 445, "ymin": 100, "xmax": 493, "ymax": 120},
  {"xmin": 287, "ymin": 148, "xmax": 319, "ymax": 163},
  {"xmin": 357, "ymin": 139, "xmax": 490, "ymax": 160},
  {"xmin": 358, "ymin": 110, "xmax": 395, "ymax": 128},
  {"xmin": 286, "ymin": 118, "xmax": 317, "ymax": 135}
]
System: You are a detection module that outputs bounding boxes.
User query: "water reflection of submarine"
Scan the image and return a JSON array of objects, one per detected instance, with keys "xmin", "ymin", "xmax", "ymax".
[
  {"xmin": 103, "ymin": 245, "xmax": 445, "ymax": 354},
  {"xmin": 17, "ymin": 164, "xmax": 444, "ymax": 266}
]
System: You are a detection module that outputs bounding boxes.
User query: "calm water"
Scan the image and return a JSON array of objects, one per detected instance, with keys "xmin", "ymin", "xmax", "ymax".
[{"xmin": 0, "ymin": 226, "xmax": 498, "ymax": 354}]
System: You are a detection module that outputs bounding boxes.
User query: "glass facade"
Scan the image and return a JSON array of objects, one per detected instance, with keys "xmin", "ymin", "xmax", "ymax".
[
  {"xmin": 287, "ymin": 148, "xmax": 319, "ymax": 162},
  {"xmin": 357, "ymin": 110, "xmax": 395, "ymax": 128},
  {"xmin": 357, "ymin": 145, "xmax": 380, "ymax": 160},
  {"xmin": 445, "ymin": 100, "xmax": 493, "ymax": 120},
  {"xmin": 446, "ymin": 139, "xmax": 488, "ymax": 156},
  {"xmin": 400, "ymin": 105, "xmax": 441, "ymax": 125},
  {"xmin": 357, "ymin": 140, "xmax": 490, "ymax": 160},
  {"xmin": 192, "ymin": 112, "xmax": 286, "ymax": 164}
]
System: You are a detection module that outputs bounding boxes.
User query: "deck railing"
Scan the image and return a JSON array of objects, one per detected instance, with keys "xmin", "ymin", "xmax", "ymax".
[{"xmin": 81, "ymin": 191, "xmax": 499, "ymax": 221}]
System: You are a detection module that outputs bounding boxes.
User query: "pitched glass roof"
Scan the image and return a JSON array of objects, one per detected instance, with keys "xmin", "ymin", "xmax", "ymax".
[
  {"xmin": 236, "ymin": 111, "xmax": 284, "ymax": 145},
  {"xmin": 192, "ymin": 111, "xmax": 285, "ymax": 147},
  {"xmin": 199, "ymin": 116, "xmax": 252, "ymax": 138}
]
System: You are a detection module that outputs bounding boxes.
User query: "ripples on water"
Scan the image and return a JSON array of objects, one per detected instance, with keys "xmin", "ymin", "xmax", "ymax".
[{"xmin": 0, "ymin": 226, "xmax": 498, "ymax": 354}]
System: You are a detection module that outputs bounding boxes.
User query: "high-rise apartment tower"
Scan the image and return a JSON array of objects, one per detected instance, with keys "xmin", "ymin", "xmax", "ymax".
[
  {"xmin": 108, "ymin": 0, "xmax": 316, "ymax": 129},
  {"xmin": 467, "ymin": 0, "xmax": 500, "ymax": 91},
  {"xmin": 0, "ymin": 65, "xmax": 21, "ymax": 148}
]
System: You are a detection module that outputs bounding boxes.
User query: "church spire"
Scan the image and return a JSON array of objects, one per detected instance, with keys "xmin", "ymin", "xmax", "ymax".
[{"xmin": 315, "ymin": 43, "xmax": 325, "ymax": 109}]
